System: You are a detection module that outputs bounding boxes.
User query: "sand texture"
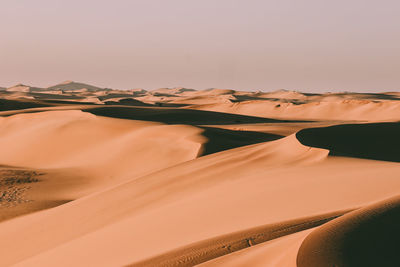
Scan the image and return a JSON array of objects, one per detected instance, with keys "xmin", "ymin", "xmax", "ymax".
[{"xmin": 0, "ymin": 83, "xmax": 399, "ymax": 266}]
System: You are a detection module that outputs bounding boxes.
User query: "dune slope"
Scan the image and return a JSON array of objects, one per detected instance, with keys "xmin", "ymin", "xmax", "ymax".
[
  {"xmin": 0, "ymin": 87, "xmax": 399, "ymax": 266},
  {"xmin": 297, "ymin": 195, "xmax": 400, "ymax": 267},
  {"xmin": 1, "ymin": 133, "xmax": 400, "ymax": 266}
]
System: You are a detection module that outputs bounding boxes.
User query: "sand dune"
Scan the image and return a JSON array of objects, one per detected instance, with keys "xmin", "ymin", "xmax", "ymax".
[
  {"xmin": 130, "ymin": 210, "xmax": 349, "ymax": 267},
  {"xmin": 0, "ymin": 166, "xmax": 80, "ymax": 222},
  {"xmin": 5, "ymin": 84, "xmax": 45, "ymax": 93},
  {"xmin": 1, "ymin": 134, "xmax": 400, "ymax": 266},
  {"xmin": 199, "ymin": 229, "xmax": 311, "ymax": 267},
  {"xmin": 4, "ymin": 82, "xmax": 399, "ymax": 122},
  {"xmin": 297, "ymin": 195, "xmax": 400, "ymax": 267},
  {"xmin": 0, "ymin": 110, "xmax": 204, "ymax": 178},
  {"xmin": 0, "ymin": 85, "xmax": 399, "ymax": 266},
  {"xmin": 189, "ymin": 99, "xmax": 400, "ymax": 121},
  {"xmin": 0, "ymin": 110, "xmax": 205, "ymax": 221}
]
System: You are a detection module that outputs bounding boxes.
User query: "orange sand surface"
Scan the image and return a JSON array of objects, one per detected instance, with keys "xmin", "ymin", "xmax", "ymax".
[{"xmin": 0, "ymin": 82, "xmax": 399, "ymax": 266}]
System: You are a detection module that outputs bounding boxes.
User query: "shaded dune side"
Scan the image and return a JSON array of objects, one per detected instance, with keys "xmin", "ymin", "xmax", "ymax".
[
  {"xmin": 104, "ymin": 98, "xmax": 152, "ymax": 106},
  {"xmin": 128, "ymin": 210, "xmax": 351, "ymax": 267},
  {"xmin": 0, "ymin": 99, "xmax": 50, "ymax": 111},
  {"xmin": 0, "ymin": 96, "xmax": 99, "ymax": 114},
  {"xmin": 297, "ymin": 195, "xmax": 400, "ymax": 267},
  {"xmin": 30, "ymin": 92, "xmax": 86, "ymax": 100},
  {"xmin": 296, "ymin": 122, "xmax": 400, "ymax": 162},
  {"xmin": 198, "ymin": 126, "xmax": 283, "ymax": 155},
  {"xmin": 83, "ymin": 106, "xmax": 308, "ymax": 125}
]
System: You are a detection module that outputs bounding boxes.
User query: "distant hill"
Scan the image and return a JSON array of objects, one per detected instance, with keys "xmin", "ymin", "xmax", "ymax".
[{"xmin": 47, "ymin": 81, "xmax": 104, "ymax": 92}]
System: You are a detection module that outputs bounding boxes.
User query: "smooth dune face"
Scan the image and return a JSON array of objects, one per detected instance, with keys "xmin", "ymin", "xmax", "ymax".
[
  {"xmin": 297, "ymin": 196, "xmax": 400, "ymax": 267},
  {"xmin": 0, "ymin": 84, "xmax": 399, "ymax": 266},
  {"xmin": 0, "ymin": 110, "xmax": 203, "ymax": 174}
]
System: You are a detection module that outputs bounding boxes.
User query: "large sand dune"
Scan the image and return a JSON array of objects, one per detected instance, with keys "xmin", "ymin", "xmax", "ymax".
[{"xmin": 0, "ymin": 83, "xmax": 399, "ymax": 266}]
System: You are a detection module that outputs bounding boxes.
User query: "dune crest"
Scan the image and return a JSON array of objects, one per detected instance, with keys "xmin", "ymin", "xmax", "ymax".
[
  {"xmin": 0, "ymin": 86, "xmax": 399, "ymax": 266},
  {"xmin": 297, "ymin": 195, "xmax": 400, "ymax": 267}
]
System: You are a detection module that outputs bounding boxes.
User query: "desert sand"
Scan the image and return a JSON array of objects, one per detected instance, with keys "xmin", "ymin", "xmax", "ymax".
[{"xmin": 0, "ymin": 81, "xmax": 399, "ymax": 266}]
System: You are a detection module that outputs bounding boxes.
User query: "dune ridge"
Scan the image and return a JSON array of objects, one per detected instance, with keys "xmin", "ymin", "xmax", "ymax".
[
  {"xmin": 2, "ymin": 132, "xmax": 399, "ymax": 266},
  {"xmin": 297, "ymin": 195, "xmax": 400, "ymax": 267},
  {"xmin": 0, "ymin": 83, "xmax": 399, "ymax": 266},
  {"xmin": 128, "ymin": 209, "xmax": 351, "ymax": 267}
]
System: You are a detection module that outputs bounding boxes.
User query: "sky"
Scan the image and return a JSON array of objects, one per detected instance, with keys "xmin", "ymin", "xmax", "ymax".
[{"xmin": 1, "ymin": 0, "xmax": 400, "ymax": 92}]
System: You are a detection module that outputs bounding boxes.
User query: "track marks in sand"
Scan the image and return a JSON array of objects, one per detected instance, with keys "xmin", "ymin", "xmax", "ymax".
[
  {"xmin": 0, "ymin": 169, "xmax": 42, "ymax": 207},
  {"xmin": 0, "ymin": 168, "xmax": 73, "ymax": 222},
  {"xmin": 128, "ymin": 210, "xmax": 351, "ymax": 267}
]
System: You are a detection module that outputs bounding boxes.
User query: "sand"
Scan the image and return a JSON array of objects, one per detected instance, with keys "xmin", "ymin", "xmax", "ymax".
[{"xmin": 0, "ymin": 82, "xmax": 399, "ymax": 266}]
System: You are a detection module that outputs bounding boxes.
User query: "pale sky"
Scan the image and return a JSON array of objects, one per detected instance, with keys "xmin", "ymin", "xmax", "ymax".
[{"xmin": 1, "ymin": 0, "xmax": 399, "ymax": 92}]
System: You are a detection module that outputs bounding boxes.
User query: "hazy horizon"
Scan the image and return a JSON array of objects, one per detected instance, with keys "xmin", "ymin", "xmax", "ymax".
[{"xmin": 1, "ymin": 0, "xmax": 400, "ymax": 92}]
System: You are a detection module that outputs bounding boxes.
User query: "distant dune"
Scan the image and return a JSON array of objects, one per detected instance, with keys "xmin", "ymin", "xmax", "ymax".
[{"xmin": 0, "ymin": 82, "xmax": 399, "ymax": 266}]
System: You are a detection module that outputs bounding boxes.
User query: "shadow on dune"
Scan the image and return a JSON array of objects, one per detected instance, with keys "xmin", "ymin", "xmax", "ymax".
[
  {"xmin": 199, "ymin": 127, "xmax": 283, "ymax": 155},
  {"xmin": 98, "ymin": 94, "xmax": 140, "ymax": 101},
  {"xmin": 31, "ymin": 92, "xmax": 85, "ymax": 100},
  {"xmin": 0, "ymin": 99, "xmax": 50, "ymax": 112},
  {"xmin": 83, "ymin": 106, "xmax": 306, "ymax": 125},
  {"xmin": 104, "ymin": 98, "xmax": 152, "ymax": 106},
  {"xmin": 154, "ymin": 102, "xmax": 189, "ymax": 107},
  {"xmin": 38, "ymin": 99, "xmax": 99, "ymax": 105},
  {"xmin": 297, "ymin": 196, "xmax": 400, "ymax": 267},
  {"xmin": 231, "ymin": 95, "xmax": 309, "ymax": 105},
  {"xmin": 84, "ymin": 106, "xmax": 290, "ymax": 155},
  {"xmin": 296, "ymin": 122, "xmax": 400, "ymax": 162}
]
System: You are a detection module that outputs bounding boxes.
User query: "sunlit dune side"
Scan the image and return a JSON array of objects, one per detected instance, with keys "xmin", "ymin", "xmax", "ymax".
[
  {"xmin": 182, "ymin": 90, "xmax": 400, "ymax": 122},
  {"xmin": 0, "ymin": 166, "xmax": 76, "ymax": 222},
  {"xmin": 0, "ymin": 83, "xmax": 399, "ymax": 266},
  {"xmin": 0, "ymin": 108, "xmax": 290, "ymax": 222},
  {"xmin": 5, "ymin": 84, "xmax": 44, "ymax": 93},
  {"xmin": 1, "ymin": 134, "xmax": 400, "ymax": 266},
  {"xmin": 129, "ymin": 210, "xmax": 350, "ymax": 267},
  {"xmin": 189, "ymin": 99, "xmax": 400, "ymax": 122},
  {"xmin": 199, "ymin": 229, "xmax": 312, "ymax": 267},
  {"xmin": 0, "ymin": 110, "xmax": 203, "ymax": 172},
  {"xmin": 0, "ymin": 110, "xmax": 205, "ymax": 221}
]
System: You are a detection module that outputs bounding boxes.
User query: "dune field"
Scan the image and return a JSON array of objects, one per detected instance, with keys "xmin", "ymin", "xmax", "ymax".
[{"xmin": 0, "ymin": 81, "xmax": 399, "ymax": 266}]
